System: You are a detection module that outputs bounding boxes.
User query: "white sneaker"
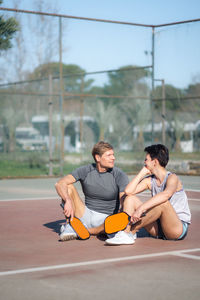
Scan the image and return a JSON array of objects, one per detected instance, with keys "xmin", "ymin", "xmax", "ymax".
[
  {"xmin": 105, "ymin": 231, "xmax": 136, "ymax": 245},
  {"xmin": 59, "ymin": 223, "xmax": 77, "ymax": 241},
  {"xmin": 60, "ymin": 224, "xmax": 65, "ymax": 233}
]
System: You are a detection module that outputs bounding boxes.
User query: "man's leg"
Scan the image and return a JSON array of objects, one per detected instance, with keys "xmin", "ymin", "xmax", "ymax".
[
  {"xmin": 60, "ymin": 184, "xmax": 86, "ymax": 241},
  {"xmin": 62, "ymin": 185, "xmax": 107, "ymax": 237},
  {"xmin": 67, "ymin": 184, "xmax": 85, "ymax": 219}
]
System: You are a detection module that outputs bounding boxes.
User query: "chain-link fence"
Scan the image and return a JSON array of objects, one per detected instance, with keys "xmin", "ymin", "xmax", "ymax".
[{"xmin": 0, "ymin": 5, "xmax": 200, "ymax": 177}]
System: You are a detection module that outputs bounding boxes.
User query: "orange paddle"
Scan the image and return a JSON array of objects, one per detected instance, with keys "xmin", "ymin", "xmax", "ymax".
[
  {"xmin": 104, "ymin": 211, "xmax": 146, "ymax": 234},
  {"xmin": 60, "ymin": 202, "xmax": 90, "ymax": 240},
  {"xmin": 68, "ymin": 216, "xmax": 90, "ymax": 240}
]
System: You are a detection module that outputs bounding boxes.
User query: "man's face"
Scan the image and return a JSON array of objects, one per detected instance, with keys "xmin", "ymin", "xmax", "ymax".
[{"xmin": 96, "ymin": 149, "xmax": 115, "ymax": 170}]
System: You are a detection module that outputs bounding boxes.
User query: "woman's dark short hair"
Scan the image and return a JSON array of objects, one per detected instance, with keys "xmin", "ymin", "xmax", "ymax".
[
  {"xmin": 144, "ymin": 144, "xmax": 169, "ymax": 167},
  {"xmin": 92, "ymin": 141, "xmax": 113, "ymax": 162}
]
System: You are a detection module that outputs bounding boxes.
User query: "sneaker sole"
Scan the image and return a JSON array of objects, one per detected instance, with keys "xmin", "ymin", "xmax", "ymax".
[
  {"xmin": 105, "ymin": 240, "xmax": 135, "ymax": 245},
  {"xmin": 59, "ymin": 234, "xmax": 77, "ymax": 241}
]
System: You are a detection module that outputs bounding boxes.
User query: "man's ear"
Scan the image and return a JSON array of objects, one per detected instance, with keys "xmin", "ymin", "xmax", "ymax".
[{"xmin": 95, "ymin": 154, "xmax": 101, "ymax": 162}]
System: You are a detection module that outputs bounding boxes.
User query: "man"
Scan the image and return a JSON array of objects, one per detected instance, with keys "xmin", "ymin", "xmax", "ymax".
[
  {"xmin": 55, "ymin": 141, "xmax": 129, "ymax": 241},
  {"xmin": 106, "ymin": 144, "xmax": 191, "ymax": 245}
]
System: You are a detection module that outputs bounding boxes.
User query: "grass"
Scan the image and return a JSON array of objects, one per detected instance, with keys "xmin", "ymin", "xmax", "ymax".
[{"xmin": 0, "ymin": 151, "xmax": 199, "ymax": 178}]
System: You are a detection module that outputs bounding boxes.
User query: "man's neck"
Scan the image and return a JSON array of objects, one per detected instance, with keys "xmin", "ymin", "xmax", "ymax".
[{"xmin": 96, "ymin": 163, "xmax": 109, "ymax": 173}]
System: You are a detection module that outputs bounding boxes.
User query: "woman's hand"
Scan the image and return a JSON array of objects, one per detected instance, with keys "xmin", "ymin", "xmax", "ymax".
[
  {"xmin": 131, "ymin": 206, "xmax": 145, "ymax": 224},
  {"xmin": 140, "ymin": 166, "xmax": 151, "ymax": 177}
]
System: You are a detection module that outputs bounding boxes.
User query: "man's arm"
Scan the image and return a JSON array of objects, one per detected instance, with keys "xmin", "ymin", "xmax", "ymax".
[
  {"xmin": 125, "ymin": 167, "xmax": 151, "ymax": 195},
  {"xmin": 55, "ymin": 174, "xmax": 76, "ymax": 219}
]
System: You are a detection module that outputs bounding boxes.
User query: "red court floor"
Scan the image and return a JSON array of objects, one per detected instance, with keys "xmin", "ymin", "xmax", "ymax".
[{"xmin": 0, "ymin": 190, "xmax": 199, "ymax": 300}]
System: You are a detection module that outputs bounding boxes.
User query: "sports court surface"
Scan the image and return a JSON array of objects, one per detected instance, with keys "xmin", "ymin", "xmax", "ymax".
[{"xmin": 0, "ymin": 176, "xmax": 200, "ymax": 300}]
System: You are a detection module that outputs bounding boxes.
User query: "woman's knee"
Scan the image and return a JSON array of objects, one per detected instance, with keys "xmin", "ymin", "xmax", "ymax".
[
  {"xmin": 160, "ymin": 200, "xmax": 171, "ymax": 211},
  {"xmin": 124, "ymin": 195, "xmax": 142, "ymax": 210}
]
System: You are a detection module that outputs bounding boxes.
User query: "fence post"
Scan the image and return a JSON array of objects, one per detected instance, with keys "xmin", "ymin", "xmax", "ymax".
[
  {"xmin": 48, "ymin": 74, "xmax": 53, "ymax": 176},
  {"xmin": 59, "ymin": 16, "xmax": 64, "ymax": 176}
]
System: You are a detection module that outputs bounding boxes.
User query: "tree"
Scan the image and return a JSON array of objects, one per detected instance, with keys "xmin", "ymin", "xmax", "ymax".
[
  {"xmin": 0, "ymin": 0, "xmax": 19, "ymax": 51},
  {"xmin": 104, "ymin": 65, "xmax": 150, "ymax": 97},
  {"xmin": 27, "ymin": 62, "xmax": 94, "ymax": 114},
  {"xmin": 0, "ymin": 93, "xmax": 24, "ymax": 152},
  {"xmin": 153, "ymin": 84, "xmax": 184, "ymax": 111},
  {"xmin": 28, "ymin": 62, "xmax": 94, "ymax": 93},
  {"xmin": 102, "ymin": 65, "xmax": 151, "ymax": 150},
  {"xmin": 184, "ymin": 82, "xmax": 200, "ymax": 115}
]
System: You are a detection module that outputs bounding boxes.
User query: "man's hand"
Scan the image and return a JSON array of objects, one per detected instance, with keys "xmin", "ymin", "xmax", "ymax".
[{"xmin": 63, "ymin": 200, "xmax": 74, "ymax": 221}]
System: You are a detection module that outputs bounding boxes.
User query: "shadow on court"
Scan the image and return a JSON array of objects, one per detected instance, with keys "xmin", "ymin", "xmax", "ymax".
[{"xmin": 43, "ymin": 219, "xmax": 65, "ymax": 234}]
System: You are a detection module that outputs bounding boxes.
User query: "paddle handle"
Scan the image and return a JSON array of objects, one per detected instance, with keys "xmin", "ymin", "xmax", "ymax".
[
  {"xmin": 128, "ymin": 212, "xmax": 146, "ymax": 224},
  {"xmin": 60, "ymin": 201, "xmax": 71, "ymax": 223},
  {"xmin": 60, "ymin": 202, "xmax": 64, "ymax": 209}
]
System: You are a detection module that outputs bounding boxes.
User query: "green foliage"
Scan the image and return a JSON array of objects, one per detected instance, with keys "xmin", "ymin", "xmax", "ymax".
[
  {"xmin": 153, "ymin": 84, "xmax": 184, "ymax": 111},
  {"xmin": 184, "ymin": 83, "xmax": 200, "ymax": 114},
  {"xmin": 0, "ymin": 158, "xmax": 47, "ymax": 177},
  {"xmin": 0, "ymin": 1, "xmax": 19, "ymax": 51},
  {"xmin": 28, "ymin": 62, "xmax": 94, "ymax": 93},
  {"xmin": 104, "ymin": 65, "xmax": 150, "ymax": 97},
  {"xmin": 0, "ymin": 151, "xmax": 199, "ymax": 178},
  {"xmin": 26, "ymin": 153, "xmax": 47, "ymax": 169}
]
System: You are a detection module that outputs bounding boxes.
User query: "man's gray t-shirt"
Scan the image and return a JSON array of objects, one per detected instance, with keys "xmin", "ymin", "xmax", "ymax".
[{"xmin": 71, "ymin": 164, "xmax": 129, "ymax": 215}]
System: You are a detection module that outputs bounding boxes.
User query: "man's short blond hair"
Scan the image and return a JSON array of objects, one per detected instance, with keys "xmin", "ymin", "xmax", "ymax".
[{"xmin": 92, "ymin": 141, "xmax": 113, "ymax": 162}]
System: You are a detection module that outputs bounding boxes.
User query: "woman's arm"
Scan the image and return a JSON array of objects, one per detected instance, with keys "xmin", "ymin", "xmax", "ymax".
[
  {"xmin": 131, "ymin": 173, "xmax": 179, "ymax": 223},
  {"xmin": 125, "ymin": 167, "xmax": 151, "ymax": 195}
]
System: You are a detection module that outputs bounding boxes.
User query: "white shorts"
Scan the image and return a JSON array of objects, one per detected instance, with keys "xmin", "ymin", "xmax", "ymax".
[{"xmin": 80, "ymin": 206, "xmax": 109, "ymax": 228}]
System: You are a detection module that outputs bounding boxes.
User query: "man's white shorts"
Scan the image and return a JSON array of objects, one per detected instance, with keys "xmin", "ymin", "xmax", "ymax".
[{"xmin": 80, "ymin": 206, "xmax": 109, "ymax": 228}]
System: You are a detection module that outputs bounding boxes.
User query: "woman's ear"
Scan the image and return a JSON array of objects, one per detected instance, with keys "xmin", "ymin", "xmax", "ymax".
[{"xmin": 154, "ymin": 158, "xmax": 159, "ymax": 166}]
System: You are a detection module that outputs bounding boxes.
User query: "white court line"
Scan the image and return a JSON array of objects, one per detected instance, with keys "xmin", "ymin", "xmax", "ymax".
[
  {"xmin": 0, "ymin": 248, "xmax": 199, "ymax": 277},
  {"xmin": 0, "ymin": 196, "xmax": 58, "ymax": 202},
  {"xmin": 0, "ymin": 189, "xmax": 199, "ymax": 202},
  {"xmin": 1, "ymin": 196, "xmax": 200, "ymax": 202},
  {"xmin": 188, "ymin": 198, "xmax": 200, "ymax": 202},
  {"xmin": 185, "ymin": 188, "xmax": 200, "ymax": 193},
  {"xmin": 0, "ymin": 195, "xmax": 200, "ymax": 203},
  {"xmin": 172, "ymin": 253, "xmax": 200, "ymax": 260},
  {"xmin": 141, "ymin": 189, "xmax": 200, "ymax": 194},
  {"xmin": 140, "ymin": 195, "xmax": 200, "ymax": 202}
]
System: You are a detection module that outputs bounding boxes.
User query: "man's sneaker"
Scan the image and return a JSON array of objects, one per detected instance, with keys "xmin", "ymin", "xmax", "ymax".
[
  {"xmin": 60, "ymin": 224, "xmax": 65, "ymax": 233},
  {"xmin": 59, "ymin": 223, "xmax": 77, "ymax": 241},
  {"xmin": 105, "ymin": 231, "xmax": 136, "ymax": 245}
]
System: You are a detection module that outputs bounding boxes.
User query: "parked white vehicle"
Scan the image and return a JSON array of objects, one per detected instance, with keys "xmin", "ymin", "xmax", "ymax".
[{"xmin": 15, "ymin": 126, "xmax": 47, "ymax": 151}]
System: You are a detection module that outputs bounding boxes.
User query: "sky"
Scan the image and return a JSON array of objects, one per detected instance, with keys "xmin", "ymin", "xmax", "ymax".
[{"xmin": 1, "ymin": 0, "xmax": 200, "ymax": 89}]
